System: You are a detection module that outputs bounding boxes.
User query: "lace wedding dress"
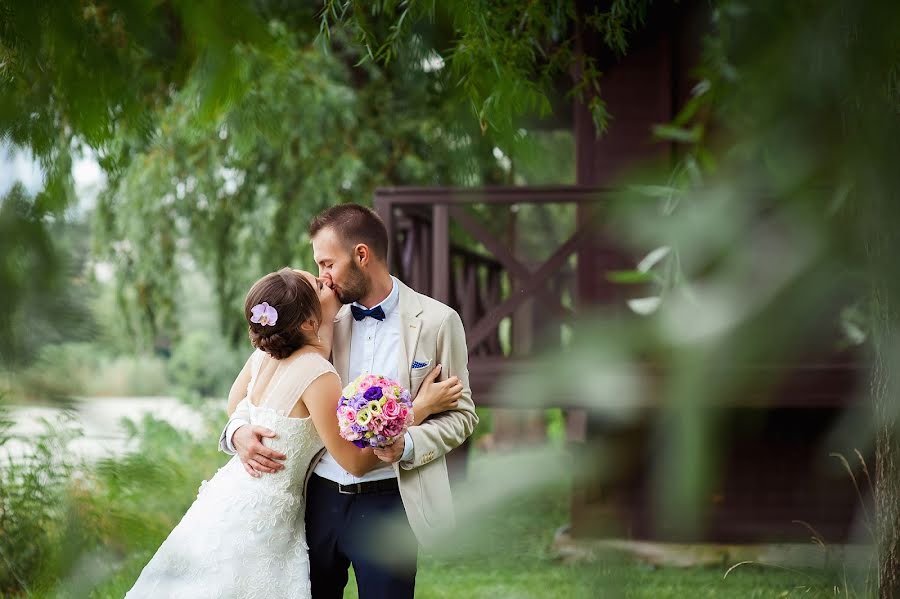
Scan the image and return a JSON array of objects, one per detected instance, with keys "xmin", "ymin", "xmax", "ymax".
[{"xmin": 125, "ymin": 350, "xmax": 332, "ymax": 599}]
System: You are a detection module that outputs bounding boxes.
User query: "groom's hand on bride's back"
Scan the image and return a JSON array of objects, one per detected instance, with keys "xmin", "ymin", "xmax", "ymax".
[{"xmin": 232, "ymin": 425, "xmax": 287, "ymax": 478}]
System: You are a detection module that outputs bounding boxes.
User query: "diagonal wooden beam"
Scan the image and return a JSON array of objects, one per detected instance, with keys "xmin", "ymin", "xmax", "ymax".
[
  {"xmin": 449, "ymin": 204, "xmax": 574, "ymax": 323},
  {"xmin": 448, "ymin": 205, "xmax": 533, "ymax": 281},
  {"xmin": 466, "ymin": 227, "xmax": 591, "ymax": 352}
]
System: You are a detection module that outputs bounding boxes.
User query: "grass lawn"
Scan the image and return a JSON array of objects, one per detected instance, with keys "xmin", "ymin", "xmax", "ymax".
[
  {"xmin": 87, "ymin": 447, "xmax": 841, "ymax": 599},
  {"xmin": 338, "ymin": 448, "xmax": 839, "ymax": 599}
]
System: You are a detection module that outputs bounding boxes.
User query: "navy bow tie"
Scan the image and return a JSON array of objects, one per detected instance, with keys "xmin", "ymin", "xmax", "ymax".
[{"xmin": 351, "ymin": 305, "xmax": 386, "ymax": 321}]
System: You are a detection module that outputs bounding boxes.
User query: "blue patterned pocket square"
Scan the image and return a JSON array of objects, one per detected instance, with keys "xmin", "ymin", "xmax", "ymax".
[{"xmin": 411, "ymin": 359, "xmax": 430, "ymax": 369}]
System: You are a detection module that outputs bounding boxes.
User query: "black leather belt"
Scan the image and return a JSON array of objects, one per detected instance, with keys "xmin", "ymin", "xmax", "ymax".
[{"xmin": 313, "ymin": 473, "xmax": 399, "ymax": 495}]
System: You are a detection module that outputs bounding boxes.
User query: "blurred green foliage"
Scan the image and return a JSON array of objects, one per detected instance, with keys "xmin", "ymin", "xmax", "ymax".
[
  {"xmin": 1, "ymin": 0, "xmax": 646, "ymax": 361},
  {"xmin": 167, "ymin": 331, "xmax": 244, "ymax": 398},
  {"xmin": 95, "ymin": 19, "xmax": 503, "ymax": 348},
  {"xmin": 321, "ymin": 0, "xmax": 653, "ymax": 134},
  {"xmin": 8, "ymin": 343, "xmax": 171, "ymax": 401},
  {"xmin": 0, "ymin": 417, "xmax": 840, "ymax": 597},
  {"xmin": 0, "ymin": 400, "xmax": 226, "ymax": 597},
  {"xmin": 0, "ymin": 184, "xmax": 95, "ymax": 369},
  {"xmin": 0, "ymin": 412, "xmax": 85, "ymax": 595}
]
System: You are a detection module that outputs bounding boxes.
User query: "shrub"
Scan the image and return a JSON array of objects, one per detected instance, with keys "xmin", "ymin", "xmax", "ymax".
[
  {"xmin": 0, "ymin": 396, "xmax": 227, "ymax": 596},
  {"xmin": 11, "ymin": 343, "xmax": 173, "ymax": 401},
  {"xmin": 167, "ymin": 332, "xmax": 245, "ymax": 398},
  {"xmin": 0, "ymin": 408, "xmax": 84, "ymax": 595}
]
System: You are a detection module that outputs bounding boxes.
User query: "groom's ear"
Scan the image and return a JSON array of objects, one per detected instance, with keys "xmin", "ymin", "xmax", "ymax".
[{"xmin": 354, "ymin": 243, "xmax": 371, "ymax": 267}]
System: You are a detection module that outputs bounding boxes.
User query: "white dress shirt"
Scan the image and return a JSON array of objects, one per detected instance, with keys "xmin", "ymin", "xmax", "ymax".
[
  {"xmin": 313, "ymin": 275, "xmax": 414, "ymax": 483},
  {"xmin": 225, "ymin": 275, "xmax": 414, "ymax": 482}
]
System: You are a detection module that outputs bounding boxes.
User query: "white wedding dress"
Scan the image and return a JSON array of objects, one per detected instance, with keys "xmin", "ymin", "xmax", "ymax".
[{"xmin": 125, "ymin": 350, "xmax": 333, "ymax": 599}]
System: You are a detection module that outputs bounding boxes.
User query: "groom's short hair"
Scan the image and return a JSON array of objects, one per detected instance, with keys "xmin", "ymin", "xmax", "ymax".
[{"xmin": 309, "ymin": 203, "xmax": 389, "ymax": 262}]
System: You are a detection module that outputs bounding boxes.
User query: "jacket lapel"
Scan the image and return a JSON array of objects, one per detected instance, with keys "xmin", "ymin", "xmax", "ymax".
[
  {"xmin": 332, "ymin": 304, "xmax": 352, "ymax": 385},
  {"xmin": 397, "ymin": 281, "xmax": 423, "ymax": 392}
]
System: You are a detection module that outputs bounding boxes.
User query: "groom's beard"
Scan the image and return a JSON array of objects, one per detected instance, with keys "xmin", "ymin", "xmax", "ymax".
[{"xmin": 335, "ymin": 261, "xmax": 370, "ymax": 305}]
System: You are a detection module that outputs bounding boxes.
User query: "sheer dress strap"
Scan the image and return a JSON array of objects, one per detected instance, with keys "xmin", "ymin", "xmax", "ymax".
[
  {"xmin": 256, "ymin": 353, "xmax": 338, "ymax": 416},
  {"xmin": 246, "ymin": 350, "xmax": 265, "ymax": 393}
]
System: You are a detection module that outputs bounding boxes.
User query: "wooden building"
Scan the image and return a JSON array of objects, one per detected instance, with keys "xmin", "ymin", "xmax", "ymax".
[{"xmin": 374, "ymin": 2, "xmax": 867, "ymax": 544}]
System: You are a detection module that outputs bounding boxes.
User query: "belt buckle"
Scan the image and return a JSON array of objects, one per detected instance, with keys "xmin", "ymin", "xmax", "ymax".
[{"xmin": 338, "ymin": 483, "xmax": 361, "ymax": 495}]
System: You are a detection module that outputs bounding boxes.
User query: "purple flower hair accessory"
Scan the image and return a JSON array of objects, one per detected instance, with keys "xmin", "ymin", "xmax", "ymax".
[{"xmin": 250, "ymin": 302, "xmax": 278, "ymax": 326}]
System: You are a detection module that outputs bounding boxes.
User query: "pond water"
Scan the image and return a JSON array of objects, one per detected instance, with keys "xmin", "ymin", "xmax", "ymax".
[{"xmin": 2, "ymin": 397, "xmax": 221, "ymax": 463}]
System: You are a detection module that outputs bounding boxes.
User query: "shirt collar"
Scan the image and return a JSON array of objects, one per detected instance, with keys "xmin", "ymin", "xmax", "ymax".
[{"xmin": 352, "ymin": 276, "xmax": 399, "ymax": 316}]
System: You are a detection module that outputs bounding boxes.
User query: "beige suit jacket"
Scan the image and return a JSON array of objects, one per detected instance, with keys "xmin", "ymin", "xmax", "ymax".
[{"xmin": 304, "ymin": 279, "xmax": 478, "ymax": 546}]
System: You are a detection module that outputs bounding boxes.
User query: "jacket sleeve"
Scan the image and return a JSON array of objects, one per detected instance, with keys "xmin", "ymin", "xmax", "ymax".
[
  {"xmin": 402, "ymin": 309, "xmax": 478, "ymax": 469},
  {"xmin": 218, "ymin": 399, "xmax": 250, "ymax": 455}
]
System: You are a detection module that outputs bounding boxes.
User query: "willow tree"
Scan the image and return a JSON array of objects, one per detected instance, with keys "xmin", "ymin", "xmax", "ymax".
[
  {"xmin": 0, "ymin": 0, "xmax": 272, "ymax": 362},
  {"xmin": 95, "ymin": 22, "xmax": 506, "ymax": 347},
  {"xmin": 1, "ymin": 1, "xmax": 503, "ymax": 351}
]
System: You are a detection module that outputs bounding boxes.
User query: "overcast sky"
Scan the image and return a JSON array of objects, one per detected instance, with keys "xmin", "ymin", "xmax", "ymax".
[{"xmin": 1, "ymin": 143, "xmax": 105, "ymax": 212}]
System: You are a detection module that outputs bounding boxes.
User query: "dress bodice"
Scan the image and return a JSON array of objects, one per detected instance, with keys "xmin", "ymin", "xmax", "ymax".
[{"xmin": 242, "ymin": 403, "xmax": 324, "ymax": 493}]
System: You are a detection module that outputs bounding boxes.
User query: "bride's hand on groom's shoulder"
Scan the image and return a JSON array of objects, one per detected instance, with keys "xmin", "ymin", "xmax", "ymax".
[
  {"xmin": 316, "ymin": 277, "xmax": 340, "ymax": 324},
  {"xmin": 411, "ymin": 365, "xmax": 463, "ymax": 424},
  {"xmin": 232, "ymin": 425, "xmax": 287, "ymax": 478}
]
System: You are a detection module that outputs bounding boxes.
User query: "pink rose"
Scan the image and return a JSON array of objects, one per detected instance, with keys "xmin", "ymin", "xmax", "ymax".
[
  {"xmin": 382, "ymin": 421, "xmax": 403, "ymax": 438},
  {"xmin": 370, "ymin": 414, "xmax": 385, "ymax": 432},
  {"xmin": 382, "ymin": 399, "xmax": 400, "ymax": 419}
]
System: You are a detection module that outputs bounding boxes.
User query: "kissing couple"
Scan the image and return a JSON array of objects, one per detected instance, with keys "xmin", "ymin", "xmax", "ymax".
[{"xmin": 125, "ymin": 204, "xmax": 477, "ymax": 598}]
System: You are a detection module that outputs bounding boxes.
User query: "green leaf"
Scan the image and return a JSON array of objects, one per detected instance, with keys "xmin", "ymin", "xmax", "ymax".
[
  {"xmin": 606, "ymin": 270, "xmax": 655, "ymax": 284},
  {"xmin": 652, "ymin": 124, "xmax": 703, "ymax": 144}
]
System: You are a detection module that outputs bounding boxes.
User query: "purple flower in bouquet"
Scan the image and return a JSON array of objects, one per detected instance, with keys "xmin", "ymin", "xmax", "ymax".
[{"xmin": 363, "ymin": 386, "xmax": 383, "ymax": 401}]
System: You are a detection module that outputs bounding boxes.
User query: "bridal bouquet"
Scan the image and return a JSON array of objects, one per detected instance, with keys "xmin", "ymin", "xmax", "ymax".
[{"xmin": 337, "ymin": 374, "xmax": 414, "ymax": 449}]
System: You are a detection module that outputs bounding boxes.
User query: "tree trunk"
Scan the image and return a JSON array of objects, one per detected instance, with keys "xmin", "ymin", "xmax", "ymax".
[{"xmin": 870, "ymin": 284, "xmax": 900, "ymax": 598}]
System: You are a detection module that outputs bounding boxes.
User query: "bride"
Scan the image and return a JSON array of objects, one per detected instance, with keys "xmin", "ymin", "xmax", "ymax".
[{"xmin": 125, "ymin": 267, "xmax": 458, "ymax": 599}]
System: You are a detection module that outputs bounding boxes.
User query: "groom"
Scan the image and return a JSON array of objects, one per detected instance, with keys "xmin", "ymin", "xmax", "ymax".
[{"xmin": 224, "ymin": 203, "xmax": 478, "ymax": 598}]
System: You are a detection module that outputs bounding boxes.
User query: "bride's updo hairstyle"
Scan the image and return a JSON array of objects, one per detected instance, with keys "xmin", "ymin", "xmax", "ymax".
[{"xmin": 244, "ymin": 268, "xmax": 321, "ymax": 359}]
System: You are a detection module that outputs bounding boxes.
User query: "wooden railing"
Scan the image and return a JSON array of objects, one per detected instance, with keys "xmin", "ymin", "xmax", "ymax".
[{"xmin": 374, "ymin": 186, "xmax": 607, "ymax": 403}]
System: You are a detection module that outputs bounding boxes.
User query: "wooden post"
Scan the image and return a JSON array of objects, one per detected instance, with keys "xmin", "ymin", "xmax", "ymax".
[
  {"xmin": 374, "ymin": 195, "xmax": 395, "ymax": 275},
  {"xmin": 431, "ymin": 204, "xmax": 450, "ymax": 304}
]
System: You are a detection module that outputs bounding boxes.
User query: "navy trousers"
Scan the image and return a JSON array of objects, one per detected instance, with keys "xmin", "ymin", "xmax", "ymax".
[{"xmin": 306, "ymin": 474, "xmax": 417, "ymax": 599}]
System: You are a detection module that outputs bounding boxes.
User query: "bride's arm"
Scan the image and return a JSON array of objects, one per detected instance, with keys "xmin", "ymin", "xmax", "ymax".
[
  {"xmin": 220, "ymin": 352, "xmax": 257, "ymax": 457},
  {"xmin": 226, "ymin": 353, "xmax": 255, "ymax": 416},
  {"xmin": 303, "ymin": 371, "xmax": 382, "ymax": 477}
]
